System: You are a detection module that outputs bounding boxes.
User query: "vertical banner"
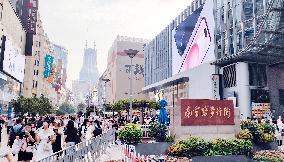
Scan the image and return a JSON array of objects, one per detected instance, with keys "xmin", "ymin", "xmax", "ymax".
[
  {"xmin": 44, "ymin": 54, "xmax": 54, "ymax": 78},
  {"xmin": 211, "ymin": 74, "xmax": 220, "ymax": 100},
  {"xmin": 48, "ymin": 64, "xmax": 56, "ymax": 83}
]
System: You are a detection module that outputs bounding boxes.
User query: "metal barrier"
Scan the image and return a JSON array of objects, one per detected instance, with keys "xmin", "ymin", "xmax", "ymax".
[
  {"xmin": 36, "ymin": 128, "xmax": 115, "ymax": 162},
  {"xmin": 140, "ymin": 125, "xmax": 150, "ymax": 138},
  {"xmin": 140, "ymin": 124, "xmax": 170, "ymax": 139}
]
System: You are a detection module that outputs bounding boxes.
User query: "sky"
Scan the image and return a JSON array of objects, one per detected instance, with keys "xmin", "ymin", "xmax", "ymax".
[{"xmin": 38, "ymin": 0, "xmax": 191, "ymax": 89}]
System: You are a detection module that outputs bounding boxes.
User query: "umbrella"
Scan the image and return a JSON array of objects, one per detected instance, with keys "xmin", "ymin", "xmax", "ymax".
[{"xmin": 158, "ymin": 99, "xmax": 168, "ymax": 124}]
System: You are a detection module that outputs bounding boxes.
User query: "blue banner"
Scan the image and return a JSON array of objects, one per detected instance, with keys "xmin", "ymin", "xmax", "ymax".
[{"xmin": 44, "ymin": 54, "xmax": 54, "ymax": 78}]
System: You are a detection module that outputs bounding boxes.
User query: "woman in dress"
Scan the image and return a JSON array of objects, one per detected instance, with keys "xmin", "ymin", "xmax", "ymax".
[{"xmin": 34, "ymin": 121, "xmax": 55, "ymax": 161}]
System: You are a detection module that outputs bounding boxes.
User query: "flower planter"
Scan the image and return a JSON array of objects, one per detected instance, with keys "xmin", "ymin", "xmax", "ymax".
[
  {"xmin": 252, "ymin": 141, "xmax": 278, "ymax": 151},
  {"xmin": 134, "ymin": 142, "xmax": 173, "ymax": 156},
  {"xmin": 192, "ymin": 155, "xmax": 257, "ymax": 162}
]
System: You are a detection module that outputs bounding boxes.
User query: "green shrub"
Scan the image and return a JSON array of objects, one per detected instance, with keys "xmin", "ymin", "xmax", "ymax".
[
  {"xmin": 149, "ymin": 122, "xmax": 168, "ymax": 142},
  {"xmin": 165, "ymin": 135, "xmax": 175, "ymax": 142},
  {"xmin": 168, "ymin": 137, "xmax": 253, "ymax": 157},
  {"xmin": 253, "ymin": 155, "xmax": 282, "ymax": 162},
  {"xmin": 118, "ymin": 123, "xmax": 143, "ymax": 144},
  {"xmin": 180, "ymin": 137, "xmax": 209, "ymax": 157},
  {"xmin": 239, "ymin": 121, "xmax": 275, "ymax": 143}
]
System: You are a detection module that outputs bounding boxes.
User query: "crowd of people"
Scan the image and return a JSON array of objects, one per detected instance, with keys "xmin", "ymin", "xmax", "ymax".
[{"xmin": 0, "ymin": 113, "xmax": 120, "ymax": 162}]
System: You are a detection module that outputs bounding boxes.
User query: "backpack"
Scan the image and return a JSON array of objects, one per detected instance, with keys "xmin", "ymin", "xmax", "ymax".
[
  {"xmin": 93, "ymin": 126, "xmax": 102, "ymax": 137},
  {"xmin": 8, "ymin": 126, "xmax": 24, "ymax": 147}
]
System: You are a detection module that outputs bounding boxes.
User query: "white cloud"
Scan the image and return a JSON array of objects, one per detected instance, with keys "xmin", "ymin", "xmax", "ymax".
[{"xmin": 38, "ymin": 0, "xmax": 191, "ymax": 89}]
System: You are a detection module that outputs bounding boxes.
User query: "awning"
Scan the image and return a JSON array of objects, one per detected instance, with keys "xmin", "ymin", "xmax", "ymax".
[{"xmin": 142, "ymin": 70, "xmax": 189, "ymax": 92}]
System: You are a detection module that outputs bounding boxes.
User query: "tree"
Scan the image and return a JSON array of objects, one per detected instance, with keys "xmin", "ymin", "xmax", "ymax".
[
  {"xmin": 111, "ymin": 99, "xmax": 159, "ymax": 112},
  {"xmin": 12, "ymin": 95, "xmax": 54, "ymax": 115},
  {"xmin": 77, "ymin": 103, "xmax": 86, "ymax": 113},
  {"xmin": 56, "ymin": 102, "xmax": 76, "ymax": 115}
]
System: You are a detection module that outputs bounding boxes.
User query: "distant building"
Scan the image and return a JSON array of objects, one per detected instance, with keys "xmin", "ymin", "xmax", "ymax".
[
  {"xmin": 97, "ymin": 36, "xmax": 148, "ymax": 106},
  {"xmin": 72, "ymin": 80, "xmax": 92, "ymax": 106},
  {"xmin": 79, "ymin": 42, "xmax": 100, "ymax": 87}
]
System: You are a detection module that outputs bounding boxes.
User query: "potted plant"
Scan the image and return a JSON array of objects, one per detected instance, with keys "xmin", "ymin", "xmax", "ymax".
[
  {"xmin": 132, "ymin": 122, "xmax": 174, "ymax": 156},
  {"xmin": 238, "ymin": 121, "xmax": 277, "ymax": 150},
  {"xmin": 149, "ymin": 122, "xmax": 168, "ymax": 142},
  {"xmin": 118, "ymin": 123, "xmax": 143, "ymax": 144}
]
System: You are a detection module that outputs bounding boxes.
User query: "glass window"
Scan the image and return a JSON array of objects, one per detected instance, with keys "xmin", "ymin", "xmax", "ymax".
[
  {"xmin": 255, "ymin": 0, "xmax": 264, "ymax": 16},
  {"xmin": 235, "ymin": 4, "xmax": 243, "ymax": 23},
  {"xmin": 236, "ymin": 32, "xmax": 243, "ymax": 51},
  {"xmin": 243, "ymin": 0, "xmax": 253, "ymax": 20}
]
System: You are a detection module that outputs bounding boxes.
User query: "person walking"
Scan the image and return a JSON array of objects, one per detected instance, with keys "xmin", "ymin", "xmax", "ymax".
[
  {"xmin": 64, "ymin": 120, "xmax": 80, "ymax": 148},
  {"xmin": 79, "ymin": 119, "xmax": 92, "ymax": 141},
  {"xmin": 0, "ymin": 115, "xmax": 5, "ymax": 143},
  {"xmin": 17, "ymin": 123, "xmax": 35, "ymax": 162},
  {"xmin": 8, "ymin": 118, "xmax": 24, "ymax": 148},
  {"xmin": 34, "ymin": 121, "xmax": 55, "ymax": 161},
  {"xmin": 111, "ymin": 120, "xmax": 119, "ymax": 144},
  {"xmin": 93, "ymin": 120, "xmax": 102, "ymax": 137},
  {"xmin": 7, "ymin": 117, "xmax": 13, "ymax": 134},
  {"xmin": 52, "ymin": 120, "xmax": 63, "ymax": 153}
]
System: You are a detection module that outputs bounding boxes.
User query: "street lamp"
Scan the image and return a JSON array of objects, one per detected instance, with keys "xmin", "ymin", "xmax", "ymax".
[
  {"xmin": 124, "ymin": 49, "xmax": 139, "ymax": 123},
  {"xmin": 101, "ymin": 78, "xmax": 110, "ymax": 119}
]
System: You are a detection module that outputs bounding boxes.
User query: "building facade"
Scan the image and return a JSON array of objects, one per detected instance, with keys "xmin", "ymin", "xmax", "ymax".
[
  {"xmin": 0, "ymin": 0, "xmax": 26, "ymax": 112},
  {"xmin": 144, "ymin": 0, "xmax": 284, "ymax": 119},
  {"xmin": 213, "ymin": 0, "xmax": 284, "ymax": 118},
  {"xmin": 98, "ymin": 36, "xmax": 148, "ymax": 106}
]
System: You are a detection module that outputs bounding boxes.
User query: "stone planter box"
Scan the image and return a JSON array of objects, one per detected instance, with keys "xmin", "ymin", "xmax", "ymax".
[
  {"xmin": 252, "ymin": 141, "xmax": 278, "ymax": 151},
  {"xmin": 192, "ymin": 155, "xmax": 256, "ymax": 162},
  {"xmin": 134, "ymin": 142, "xmax": 173, "ymax": 156}
]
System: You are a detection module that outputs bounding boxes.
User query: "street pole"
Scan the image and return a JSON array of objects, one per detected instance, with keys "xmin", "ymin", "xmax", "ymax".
[
  {"xmin": 130, "ymin": 56, "xmax": 133, "ymax": 123},
  {"xmin": 125, "ymin": 49, "xmax": 139, "ymax": 123},
  {"xmin": 101, "ymin": 78, "xmax": 110, "ymax": 120}
]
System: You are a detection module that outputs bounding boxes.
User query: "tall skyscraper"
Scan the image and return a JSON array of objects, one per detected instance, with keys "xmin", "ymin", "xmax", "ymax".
[{"xmin": 79, "ymin": 41, "xmax": 99, "ymax": 86}]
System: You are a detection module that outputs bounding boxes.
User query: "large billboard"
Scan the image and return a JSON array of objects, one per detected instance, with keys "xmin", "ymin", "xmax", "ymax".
[
  {"xmin": 172, "ymin": 0, "xmax": 215, "ymax": 75},
  {"xmin": 20, "ymin": 0, "xmax": 38, "ymax": 34},
  {"xmin": 1, "ymin": 36, "xmax": 25, "ymax": 82},
  {"xmin": 17, "ymin": 0, "xmax": 38, "ymax": 56}
]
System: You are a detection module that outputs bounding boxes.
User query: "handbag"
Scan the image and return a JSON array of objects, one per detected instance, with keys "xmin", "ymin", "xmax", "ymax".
[
  {"xmin": 26, "ymin": 145, "xmax": 34, "ymax": 153},
  {"xmin": 43, "ymin": 142, "xmax": 52, "ymax": 152},
  {"xmin": 11, "ymin": 139, "xmax": 22, "ymax": 154}
]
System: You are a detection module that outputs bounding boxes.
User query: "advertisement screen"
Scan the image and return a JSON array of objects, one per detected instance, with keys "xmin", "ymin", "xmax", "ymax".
[
  {"xmin": 2, "ymin": 36, "xmax": 25, "ymax": 82},
  {"xmin": 172, "ymin": 0, "xmax": 215, "ymax": 75}
]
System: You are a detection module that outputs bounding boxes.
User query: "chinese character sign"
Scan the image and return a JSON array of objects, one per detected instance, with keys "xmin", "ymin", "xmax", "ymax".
[
  {"xmin": 181, "ymin": 99, "xmax": 234, "ymax": 126},
  {"xmin": 124, "ymin": 64, "xmax": 144, "ymax": 76},
  {"xmin": 44, "ymin": 54, "xmax": 54, "ymax": 78},
  {"xmin": 22, "ymin": 0, "xmax": 38, "ymax": 34}
]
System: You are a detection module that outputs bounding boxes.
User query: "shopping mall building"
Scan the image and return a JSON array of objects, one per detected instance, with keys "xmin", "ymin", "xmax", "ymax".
[{"xmin": 143, "ymin": 0, "xmax": 284, "ymax": 119}]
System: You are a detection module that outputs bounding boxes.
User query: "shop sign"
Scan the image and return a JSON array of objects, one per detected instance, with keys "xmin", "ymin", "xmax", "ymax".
[
  {"xmin": 180, "ymin": 99, "xmax": 234, "ymax": 126},
  {"xmin": 252, "ymin": 103, "xmax": 271, "ymax": 118}
]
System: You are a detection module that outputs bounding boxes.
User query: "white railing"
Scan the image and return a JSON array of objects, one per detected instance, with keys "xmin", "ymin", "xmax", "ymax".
[
  {"xmin": 36, "ymin": 129, "xmax": 115, "ymax": 162},
  {"xmin": 140, "ymin": 125, "xmax": 151, "ymax": 138}
]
